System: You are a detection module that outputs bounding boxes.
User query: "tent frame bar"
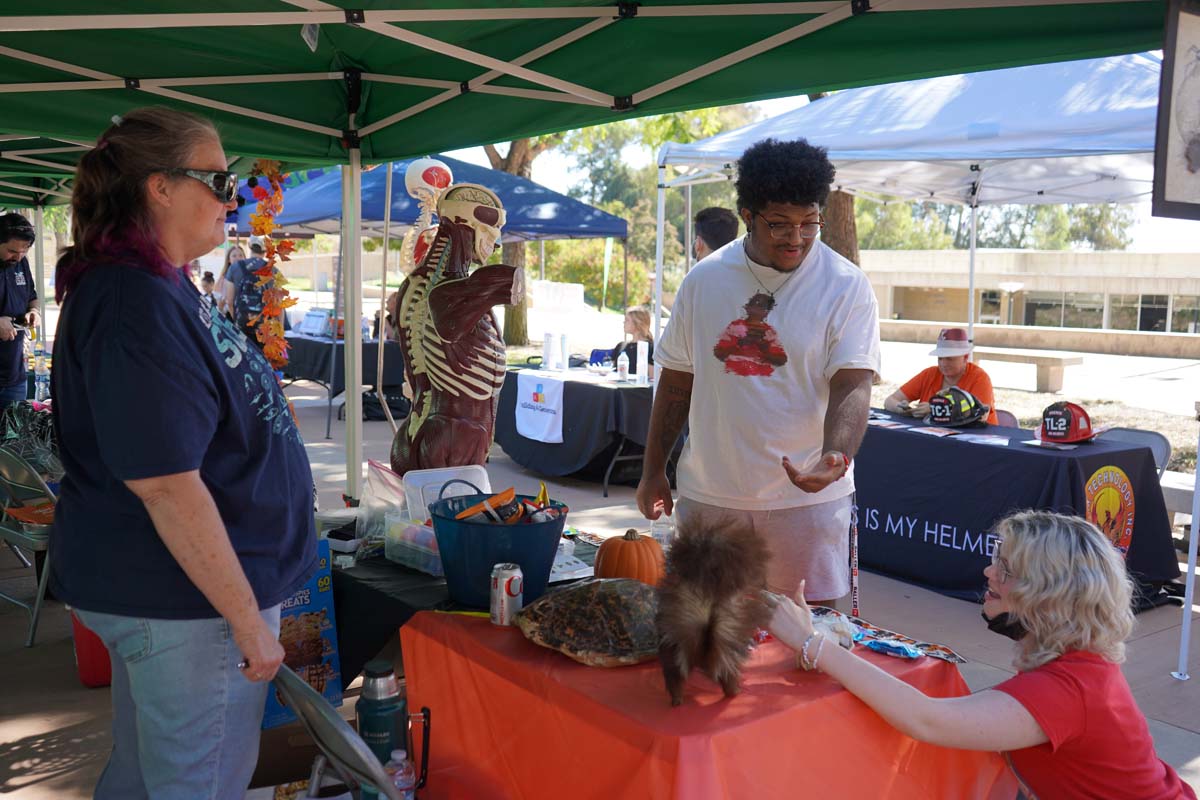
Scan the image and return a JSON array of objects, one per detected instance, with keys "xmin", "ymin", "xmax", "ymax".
[
  {"xmin": 0, "ymin": 45, "xmax": 340, "ymax": 137},
  {"xmin": 0, "ymin": 178, "xmax": 69, "ymax": 199},
  {"xmin": 0, "ymin": 2, "xmax": 1150, "ymax": 33},
  {"xmin": 359, "ymin": 16, "xmax": 616, "ymax": 135}
]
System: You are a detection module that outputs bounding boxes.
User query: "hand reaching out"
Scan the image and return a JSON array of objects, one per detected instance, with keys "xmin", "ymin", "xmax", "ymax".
[{"xmin": 782, "ymin": 451, "xmax": 848, "ymax": 494}]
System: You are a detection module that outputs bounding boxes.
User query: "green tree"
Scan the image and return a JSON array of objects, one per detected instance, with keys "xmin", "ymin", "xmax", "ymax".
[
  {"xmin": 1067, "ymin": 204, "xmax": 1135, "ymax": 250},
  {"xmin": 552, "ymin": 105, "xmax": 761, "ymax": 309},
  {"xmin": 856, "ymin": 200, "xmax": 954, "ymax": 250},
  {"xmin": 485, "ymin": 134, "xmax": 566, "ymax": 345},
  {"xmin": 565, "ymin": 121, "xmax": 640, "ymax": 208},
  {"xmin": 856, "ymin": 200, "xmax": 1134, "ymax": 252}
]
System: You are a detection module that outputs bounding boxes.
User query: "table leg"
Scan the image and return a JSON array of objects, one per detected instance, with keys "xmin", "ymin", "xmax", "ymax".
[
  {"xmin": 602, "ymin": 436, "xmax": 630, "ymax": 498},
  {"xmin": 1035, "ymin": 365, "xmax": 1064, "ymax": 393}
]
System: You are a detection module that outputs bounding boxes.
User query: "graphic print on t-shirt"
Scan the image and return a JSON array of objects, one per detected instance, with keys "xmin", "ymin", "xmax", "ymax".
[
  {"xmin": 198, "ymin": 294, "xmax": 302, "ymax": 445},
  {"xmin": 712, "ymin": 291, "xmax": 788, "ymax": 376}
]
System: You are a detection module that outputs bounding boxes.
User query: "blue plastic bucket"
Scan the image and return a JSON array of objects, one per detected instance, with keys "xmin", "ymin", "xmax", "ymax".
[{"xmin": 428, "ymin": 480, "xmax": 567, "ymax": 608}]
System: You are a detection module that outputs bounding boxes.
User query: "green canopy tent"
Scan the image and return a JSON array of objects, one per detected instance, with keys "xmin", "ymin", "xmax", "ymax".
[{"xmin": 0, "ymin": 1, "xmax": 1167, "ymax": 498}]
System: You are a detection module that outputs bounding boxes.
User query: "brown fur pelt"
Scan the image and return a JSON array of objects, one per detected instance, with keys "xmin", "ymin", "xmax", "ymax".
[{"xmin": 656, "ymin": 515, "xmax": 771, "ymax": 706}]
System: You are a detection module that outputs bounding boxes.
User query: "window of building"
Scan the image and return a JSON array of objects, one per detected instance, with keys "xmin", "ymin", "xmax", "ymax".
[
  {"xmin": 1139, "ymin": 294, "xmax": 1168, "ymax": 332},
  {"xmin": 1062, "ymin": 292, "xmax": 1104, "ymax": 329},
  {"xmin": 1172, "ymin": 295, "xmax": 1200, "ymax": 333},
  {"xmin": 1109, "ymin": 294, "xmax": 1139, "ymax": 331},
  {"xmin": 979, "ymin": 290, "xmax": 1001, "ymax": 323},
  {"xmin": 1024, "ymin": 291, "xmax": 1064, "ymax": 328}
]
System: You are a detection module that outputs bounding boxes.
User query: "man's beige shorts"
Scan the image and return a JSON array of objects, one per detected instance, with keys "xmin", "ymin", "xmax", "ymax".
[{"xmin": 675, "ymin": 494, "xmax": 852, "ymax": 601}]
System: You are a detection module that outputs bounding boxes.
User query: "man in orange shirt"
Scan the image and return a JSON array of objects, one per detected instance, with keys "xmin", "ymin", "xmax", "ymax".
[{"xmin": 884, "ymin": 327, "xmax": 998, "ymax": 425}]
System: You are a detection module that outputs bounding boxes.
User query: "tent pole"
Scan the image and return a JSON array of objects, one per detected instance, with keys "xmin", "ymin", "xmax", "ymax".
[
  {"xmin": 1172, "ymin": 414, "xmax": 1199, "ymax": 681},
  {"xmin": 344, "ymin": 152, "xmax": 365, "ymax": 500},
  {"xmin": 539, "ymin": 239, "xmax": 545, "ymax": 281},
  {"xmin": 326, "ymin": 171, "xmax": 347, "ymax": 441},
  {"xmin": 377, "ymin": 161, "xmax": 399, "ymax": 435},
  {"xmin": 311, "ymin": 236, "xmax": 319, "ymax": 306},
  {"xmin": 685, "ymin": 184, "xmax": 693, "ymax": 273},
  {"xmin": 623, "ymin": 239, "xmax": 628, "ymax": 312},
  {"xmin": 967, "ymin": 203, "xmax": 977, "ymax": 343},
  {"xmin": 32, "ymin": 204, "xmax": 45, "ymax": 341},
  {"xmin": 654, "ymin": 162, "xmax": 666, "ymax": 350}
]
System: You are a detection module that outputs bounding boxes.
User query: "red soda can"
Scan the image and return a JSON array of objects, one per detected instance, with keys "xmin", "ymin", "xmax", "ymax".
[{"xmin": 490, "ymin": 563, "xmax": 524, "ymax": 625}]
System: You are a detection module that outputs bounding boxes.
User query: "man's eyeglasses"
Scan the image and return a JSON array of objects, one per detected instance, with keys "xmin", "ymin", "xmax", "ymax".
[
  {"xmin": 167, "ymin": 168, "xmax": 239, "ymax": 204},
  {"xmin": 756, "ymin": 213, "xmax": 824, "ymax": 240},
  {"xmin": 991, "ymin": 540, "xmax": 1017, "ymax": 584}
]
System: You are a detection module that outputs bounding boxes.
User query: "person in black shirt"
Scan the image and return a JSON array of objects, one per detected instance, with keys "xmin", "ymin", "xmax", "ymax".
[
  {"xmin": 0, "ymin": 213, "xmax": 40, "ymax": 407},
  {"xmin": 612, "ymin": 305, "xmax": 655, "ymax": 375}
]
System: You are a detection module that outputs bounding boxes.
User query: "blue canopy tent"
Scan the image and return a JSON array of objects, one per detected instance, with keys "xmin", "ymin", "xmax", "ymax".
[
  {"xmin": 230, "ymin": 154, "xmax": 627, "ymax": 242},
  {"xmin": 228, "ymin": 155, "xmax": 628, "ymax": 449}
]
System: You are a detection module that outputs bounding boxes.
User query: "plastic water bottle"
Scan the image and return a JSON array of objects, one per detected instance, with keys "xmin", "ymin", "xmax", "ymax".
[
  {"xmin": 651, "ymin": 516, "xmax": 675, "ymax": 554},
  {"xmin": 616, "ymin": 350, "xmax": 629, "ymax": 381},
  {"xmin": 384, "ymin": 749, "xmax": 416, "ymax": 800},
  {"xmin": 32, "ymin": 333, "xmax": 49, "ymax": 403}
]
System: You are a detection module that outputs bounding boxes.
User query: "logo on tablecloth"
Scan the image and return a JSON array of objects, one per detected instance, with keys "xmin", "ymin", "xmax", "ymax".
[
  {"xmin": 1085, "ymin": 465, "xmax": 1135, "ymax": 555},
  {"xmin": 532, "ymin": 384, "xmax": 545, "ymax": 403}
]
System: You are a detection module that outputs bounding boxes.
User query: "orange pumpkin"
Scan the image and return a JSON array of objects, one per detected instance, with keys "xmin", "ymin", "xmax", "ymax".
[{"xmin": 594, "ymin": 529, "xmax": 665, "ymax": 586}]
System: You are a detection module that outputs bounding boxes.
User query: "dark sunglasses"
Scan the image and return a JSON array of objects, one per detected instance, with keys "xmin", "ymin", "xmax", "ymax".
[{"xmin": 166, "ymin": 168, "xmax": 239, "ymax": 203}]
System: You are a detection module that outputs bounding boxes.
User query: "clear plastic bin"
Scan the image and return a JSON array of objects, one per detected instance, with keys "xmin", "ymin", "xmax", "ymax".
[{"xmin": 384, "ymin": 513, "xmax": 444, "ymax": 576}]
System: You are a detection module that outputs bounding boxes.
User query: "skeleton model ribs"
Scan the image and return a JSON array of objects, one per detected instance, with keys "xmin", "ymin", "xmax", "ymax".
[{"xmin": 391, "ymin": 183, "xmax": 523, "ymax": 476}]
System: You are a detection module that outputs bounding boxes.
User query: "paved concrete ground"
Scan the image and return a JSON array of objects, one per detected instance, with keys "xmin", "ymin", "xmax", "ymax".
[{"xmin": 2, "ymin": 303, "xmax": 1197, "ymax": 798}]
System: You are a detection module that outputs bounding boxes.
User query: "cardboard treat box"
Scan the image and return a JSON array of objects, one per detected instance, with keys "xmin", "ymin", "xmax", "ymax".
[{"xmin": 263, "ymin": 539, "xmax": 344, "ymax": 729}]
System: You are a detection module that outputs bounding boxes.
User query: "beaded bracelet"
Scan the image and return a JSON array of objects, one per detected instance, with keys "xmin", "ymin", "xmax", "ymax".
[
  {"xmin": 800, "ymin": 632, "xmax": 819, "ymax": 670},
  {"xmin": 810, "ymin": 633, "xmax": 827, "ymax": 671}
]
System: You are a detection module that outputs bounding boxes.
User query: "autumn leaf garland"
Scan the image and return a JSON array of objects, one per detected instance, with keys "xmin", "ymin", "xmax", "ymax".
[{"xmin": 246, "ymin": 159, "xmax": 298, "ymax": 369}]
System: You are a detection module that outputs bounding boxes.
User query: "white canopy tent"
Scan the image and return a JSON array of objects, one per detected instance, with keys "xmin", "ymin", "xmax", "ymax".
[
  {"xmin": 654, "ymin": 51, "xmax": 1161, "ymax": 340},
  {"xmin": 653, "ymin": 51, "xmax": 1199, "ymax": 682}
]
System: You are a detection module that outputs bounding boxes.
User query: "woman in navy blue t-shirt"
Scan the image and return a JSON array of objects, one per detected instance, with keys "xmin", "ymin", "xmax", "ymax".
[{"xmin": 49, "ymin": 107, "xmax": 316, "ymax": 800}]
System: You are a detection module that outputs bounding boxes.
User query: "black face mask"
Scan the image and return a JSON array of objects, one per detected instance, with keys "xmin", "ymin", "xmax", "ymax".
[{"xmin": 982, "ymin": 610, "xmax": 1027, "ymax": 641}]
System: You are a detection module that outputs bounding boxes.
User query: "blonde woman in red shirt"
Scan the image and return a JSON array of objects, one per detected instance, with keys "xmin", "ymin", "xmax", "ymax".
[
  {"xmin": 884, "ymin": 326, "xmax": 998, "ymax": 425},
  {"xmin": 764, "ymin": 510, "xmax": 1195, "ymax": 800}
]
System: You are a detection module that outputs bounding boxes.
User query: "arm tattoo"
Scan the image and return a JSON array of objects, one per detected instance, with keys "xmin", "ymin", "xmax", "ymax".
[{"xmin": 659, "ymin": 397, "xmax": 690, "ymax": 454}]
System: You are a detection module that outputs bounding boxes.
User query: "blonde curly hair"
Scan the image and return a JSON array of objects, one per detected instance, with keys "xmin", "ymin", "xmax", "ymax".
[{"xmin": 997, "ymin": 510, "xmax": 1134, "ymax": 671}]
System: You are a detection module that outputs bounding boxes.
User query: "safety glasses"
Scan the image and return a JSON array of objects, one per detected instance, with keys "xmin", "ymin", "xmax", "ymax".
[{"xmin": 167, "ymin": 168, "xmax": 239, "ymax": 204}]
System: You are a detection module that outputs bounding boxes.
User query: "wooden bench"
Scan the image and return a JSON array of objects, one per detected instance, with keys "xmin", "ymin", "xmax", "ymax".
[{"xmin": 972, "ymin": 347, "xmax": 1084, "ymax": 393}]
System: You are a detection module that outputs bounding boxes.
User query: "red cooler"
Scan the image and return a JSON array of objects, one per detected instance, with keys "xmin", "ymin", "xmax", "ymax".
[{"xmin": 71, "ymin": 611, "xmax": 112, "ymax": 688}]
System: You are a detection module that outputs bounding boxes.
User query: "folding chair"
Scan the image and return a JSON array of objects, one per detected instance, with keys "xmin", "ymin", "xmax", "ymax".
[
  {"xmin": 1098, "ymin": 427, "xmax": 1172, "ymax": 478},
  {"xmin": 994, "ymin": 409, "xmax": 1020, "ymax": 428},
  {"xmin": 0, "ymin": 446, "xmax": 56, "ymax": 647},
  {"xmin": 273, "ymin": 665, "xmax": 426, "ymax": 800}
]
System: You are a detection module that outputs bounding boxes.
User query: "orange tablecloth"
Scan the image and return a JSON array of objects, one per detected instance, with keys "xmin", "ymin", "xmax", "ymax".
[{"xmin": 401, "ymin": 612, "xmax": 1016, "ymax": 800}]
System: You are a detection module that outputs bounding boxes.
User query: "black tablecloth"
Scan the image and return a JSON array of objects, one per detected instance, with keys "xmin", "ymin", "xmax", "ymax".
[
  {"xmin": 855, "ymin": 413, "xmax": 1179, "ymax": 600},
  {"xmin": 284, "ymin": 334, "xmax": 405, "ymax": 396},
  {"xmin": 332, "ymin": 541, "xmax": 597, "ymax": 688},
  {"xmin": 494, "ymin": 370, "xmax": 657, "ymax": 476}
]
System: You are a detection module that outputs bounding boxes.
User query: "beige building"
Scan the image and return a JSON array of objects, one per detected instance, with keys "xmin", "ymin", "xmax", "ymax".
[{"xmin": 862, "ymin": 250, "xmax": 1200, "ymax": 335}]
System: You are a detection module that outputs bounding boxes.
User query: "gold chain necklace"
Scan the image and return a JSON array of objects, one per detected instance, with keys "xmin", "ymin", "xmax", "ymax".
[{"xmin": 743, "ymin": 241, "xmax": 801, "ymax": 300}]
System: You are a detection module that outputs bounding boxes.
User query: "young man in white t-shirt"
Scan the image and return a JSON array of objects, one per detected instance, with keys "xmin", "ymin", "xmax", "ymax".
[{"xmin": 637, "ymin": 138, "xmax": 880, "ymax": 605}]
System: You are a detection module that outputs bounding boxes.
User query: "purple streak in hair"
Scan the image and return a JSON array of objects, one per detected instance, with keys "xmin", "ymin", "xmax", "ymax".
[{"xmin": 55, "ymin": 227, "xmax": 182, "ymax": 303}]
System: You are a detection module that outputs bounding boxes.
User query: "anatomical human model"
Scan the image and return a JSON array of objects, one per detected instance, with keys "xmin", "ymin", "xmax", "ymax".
[{"xmin": 391, "ymin": 181, "xmax": 523, "ymax": 475}]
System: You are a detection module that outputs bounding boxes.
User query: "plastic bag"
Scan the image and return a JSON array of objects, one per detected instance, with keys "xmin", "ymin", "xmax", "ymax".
[{"xmin": 357, "ymin": 460, "xmax": 407, "ymax": 541}]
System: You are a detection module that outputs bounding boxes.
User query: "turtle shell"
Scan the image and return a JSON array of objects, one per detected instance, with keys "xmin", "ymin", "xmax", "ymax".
[{"xmin": 514, "ymin": 578, "xmax": 659, "ymax": 667}]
